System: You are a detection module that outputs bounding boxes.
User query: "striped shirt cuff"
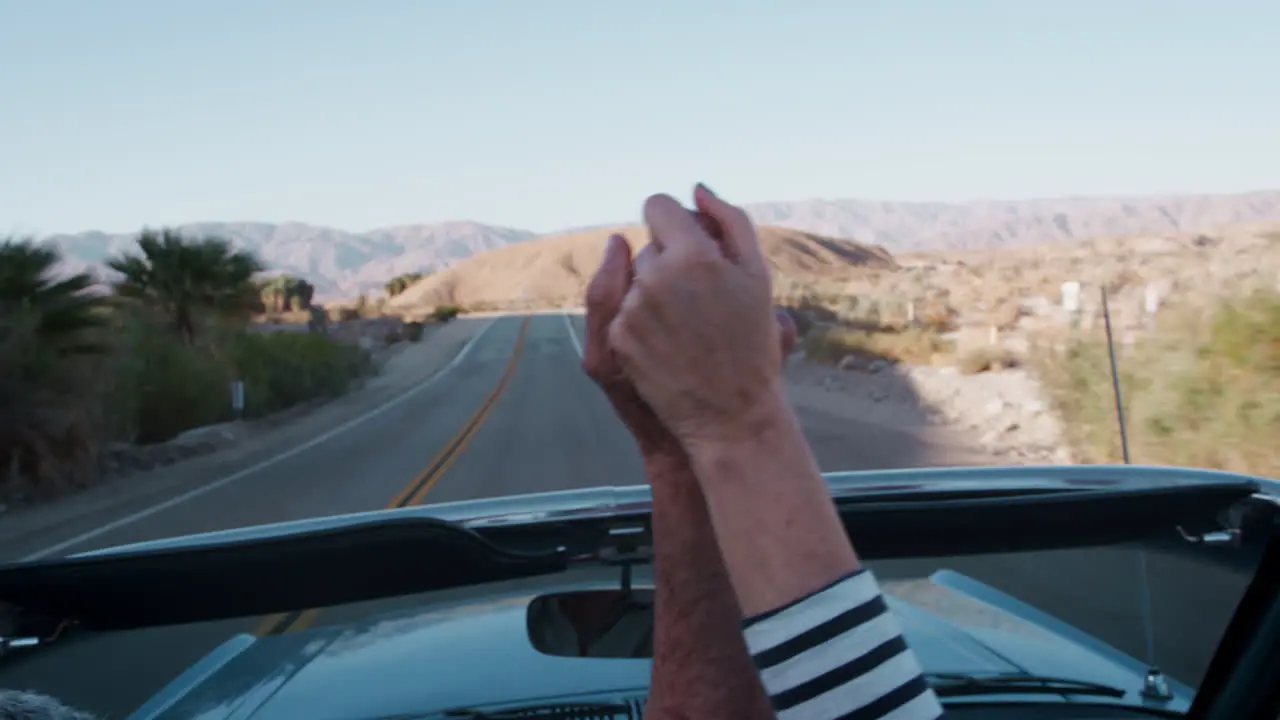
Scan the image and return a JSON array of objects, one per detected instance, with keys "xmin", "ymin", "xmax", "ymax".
[{"xmin": 742, "ymin": 569, "xmax": 943, "ymax": 720}]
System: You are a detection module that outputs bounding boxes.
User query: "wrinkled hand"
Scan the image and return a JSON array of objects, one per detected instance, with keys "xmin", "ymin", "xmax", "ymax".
[
  {"xmin": 607, "ymin": 185, "xmax": 786, "ymax": 450},
  {"xmin": 583, "ymin": 230, "xmax": 795, "ymax": 462}
]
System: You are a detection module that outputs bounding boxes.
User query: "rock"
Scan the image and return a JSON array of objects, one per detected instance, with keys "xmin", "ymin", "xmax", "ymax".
[
  {"xmin": 838, "ymin": 351, "xmax": 885, "ymax": 373},
  {"xmin": 176, "ymin": 422, "xmax": 240, "ymax": 446},
  {"xmin": 791, "ymin": 353, "xmax": 1076, "ymax": 466},
  {"xmin": 1020, "ymin": 296, "xmax": 1055, "ymax": 316},
  {"xmin": 980, "ymin": 420, "xmax": 1019, "ymax": 446}
]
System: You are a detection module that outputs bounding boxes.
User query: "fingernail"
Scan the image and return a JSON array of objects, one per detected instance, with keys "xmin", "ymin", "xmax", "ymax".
[{"xmin": 696, "ymin": 182, "xmax": 718, "ymax": 199}]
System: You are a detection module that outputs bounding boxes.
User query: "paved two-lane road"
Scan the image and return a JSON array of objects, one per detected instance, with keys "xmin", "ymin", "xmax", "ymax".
[
  {"xmin": 0, "ymin": 314, "xmax": 1257, "ymax": 718},
  {"xmin": 0, "ymin": 314, "xmax": 665, "ymax": 717}
]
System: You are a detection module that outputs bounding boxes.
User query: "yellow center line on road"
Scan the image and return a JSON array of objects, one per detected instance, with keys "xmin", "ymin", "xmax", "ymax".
[{"xmin": 253, "ymin": 316, "xmax": 532, "ymax": 637}]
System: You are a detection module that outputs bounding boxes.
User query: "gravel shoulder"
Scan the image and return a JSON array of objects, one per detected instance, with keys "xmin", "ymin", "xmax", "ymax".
[{"xmin": 783, "ymin": 354, "xmax": 1073, "ymax": 467}]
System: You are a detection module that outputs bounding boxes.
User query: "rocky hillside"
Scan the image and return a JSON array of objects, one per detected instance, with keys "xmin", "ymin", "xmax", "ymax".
[
  {"xmin": 877, "ymin": 225, "xmax": 1280, "ymax": 338},
  {"xmin": 35, "ymin": 190, "xmax": 1280, "ymax": 299},
  {"xmin": 386, "ymin": 225, "xmax": 897, "ymax": 312}
]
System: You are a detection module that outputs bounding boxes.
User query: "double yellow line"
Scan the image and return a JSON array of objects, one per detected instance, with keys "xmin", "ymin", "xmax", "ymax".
[{"xmin": 254, "ymin": 316, "xmax": 532, "ymax": 637}]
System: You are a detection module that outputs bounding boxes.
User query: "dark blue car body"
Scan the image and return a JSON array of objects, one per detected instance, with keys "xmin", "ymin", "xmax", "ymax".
[{"xmin": 28, "ymin": 465, "xmax": 1279, "ymax": 719}]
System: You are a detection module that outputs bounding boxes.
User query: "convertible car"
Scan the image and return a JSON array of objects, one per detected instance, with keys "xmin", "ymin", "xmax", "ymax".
[{"xmin": 1, "ymin": 464, "xmax": 1278, "ymax": 720}]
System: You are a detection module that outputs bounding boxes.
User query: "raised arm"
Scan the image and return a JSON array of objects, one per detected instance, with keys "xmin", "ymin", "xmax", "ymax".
[
  {"xmin": 581, "ymin": 235, "xmax": 772, "ymax": 720},
  {"xmin": 608, "ymin": 185, "xmax": 943, "ymax": 720},
  {"xmin": 689, "ymin": 386, "xmax": 939, "ymax": 719},
  {"xmin": 645, "ymin": 454, "xmax": 775, "ymax": 720}
]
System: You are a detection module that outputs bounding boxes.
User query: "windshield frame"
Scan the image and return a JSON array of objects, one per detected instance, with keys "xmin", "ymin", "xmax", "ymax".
[
  {"xmin": 1188, "ymin": 492, "xmax": 1280, "ymax": 719},
  {"xmin": 0, "ymin": 465, "xmax": 1266, "ymax": 634}
]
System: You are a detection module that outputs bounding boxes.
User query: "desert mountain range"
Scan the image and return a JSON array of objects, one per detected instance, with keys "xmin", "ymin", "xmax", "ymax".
[
  {"xmin": 37, "ymin": 191, "xmax": 1280, "ymax": 299},
  {"xmin": 44, "ymin": 221, "xmax": 536, "ymax": 299}
]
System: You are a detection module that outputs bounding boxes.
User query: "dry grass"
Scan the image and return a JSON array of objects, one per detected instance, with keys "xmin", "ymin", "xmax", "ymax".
[
  {"xmin": 1032, "ymin": 287, "xmax": 1280, "ymax": 478},
  {"xmin": 804, "ymin": 324, "xmax": 955, "ymax": 367},
  {"xmin": 958, "ymin": 345, "xmax": 1023, "ymax": 375},
  {"xmin": 370, "ymin": 212, "xmax": 1277, "ymax": 352},
  {"xmin": 840, "ymin": 225, "xmax": 1280, "ymax": 337}
]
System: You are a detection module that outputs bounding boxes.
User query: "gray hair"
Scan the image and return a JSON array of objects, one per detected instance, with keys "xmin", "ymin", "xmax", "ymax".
[{"xmin": 0, "ymin": 691, "xmax": 97, "ymax": 720}]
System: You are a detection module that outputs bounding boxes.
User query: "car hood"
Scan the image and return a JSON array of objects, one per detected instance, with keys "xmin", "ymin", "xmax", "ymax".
[{"xmin": 128, "ymin": 568, "xmax": 1194, "ymax": 720}]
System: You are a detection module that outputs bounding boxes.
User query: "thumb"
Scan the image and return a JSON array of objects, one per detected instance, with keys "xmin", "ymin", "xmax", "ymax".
[{"xmin": 584, "ymin": 234, "xmax": 633, "ymax": 364}]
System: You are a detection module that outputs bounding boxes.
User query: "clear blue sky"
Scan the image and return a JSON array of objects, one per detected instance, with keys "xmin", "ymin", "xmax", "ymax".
[{"xmin": 2, "ymin": 0, "xmax": 1276, "ymax": 235}]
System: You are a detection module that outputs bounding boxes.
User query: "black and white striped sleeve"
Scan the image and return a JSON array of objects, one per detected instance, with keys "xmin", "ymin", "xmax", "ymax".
[{"xmin": 742, "ymin": 569, "xmax": 943, "ymax": 720}]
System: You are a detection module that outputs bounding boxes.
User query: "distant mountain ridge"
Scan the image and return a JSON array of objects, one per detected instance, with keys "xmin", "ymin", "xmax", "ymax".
[
  {"xmin": 34, "ymin": 190, "xmax": 1280, "ymax": 299},
  {"xmin": 43, "ymin": 221, "xmax": 537, "ymax": 299},
  {"xmin": 742, "ymin": 190, "xmax": 1280, "ymax": 253}
]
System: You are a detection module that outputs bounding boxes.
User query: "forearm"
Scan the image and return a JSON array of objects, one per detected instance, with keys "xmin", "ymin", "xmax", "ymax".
[
  {"xmin": 686, "ymin": 385, "xmax": 859, "ymax": 617},
  {"xmin": 686, "ymin": 386, "xmax": 942, "ymax": 720},
  {"xmin": 645, "ymin": 454, "xmax": 772, "ymax": 720}
]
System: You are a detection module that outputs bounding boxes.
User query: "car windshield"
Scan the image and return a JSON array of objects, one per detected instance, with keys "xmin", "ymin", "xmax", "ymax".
[{"xmin": 3, "ymin": 3, "xmax": 1277, "ymax": 720}]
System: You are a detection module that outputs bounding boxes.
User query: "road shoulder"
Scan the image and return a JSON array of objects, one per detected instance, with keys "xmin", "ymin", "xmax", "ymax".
[{"xmin": 0, "ymin": 317, "xmax": 495, "ymax": 560}]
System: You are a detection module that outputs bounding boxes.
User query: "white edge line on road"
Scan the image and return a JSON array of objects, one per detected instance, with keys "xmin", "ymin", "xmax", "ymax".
[
  {"xmin": 562, "ymin": 313, "xmax": 583, "ymax": 358},
  {"xmin": 22, "ymin": 318, "xmax": 500, "ymax": 562}
]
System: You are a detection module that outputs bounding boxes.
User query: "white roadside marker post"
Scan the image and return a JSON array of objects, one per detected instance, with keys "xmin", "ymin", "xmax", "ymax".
[
  {"xmin": 1062, "ymin": 280, "xmax": 1082, "ymax": 329},
  {"xmin": 1144, "ymin": 283, "xmax": 1161, "ymax": 330},
  {"xmin": 230, "ymin": 380, "xmax": 245, "ymax": 421}
]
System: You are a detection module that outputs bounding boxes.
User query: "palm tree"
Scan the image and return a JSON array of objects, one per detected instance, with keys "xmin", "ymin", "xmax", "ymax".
[
  {"xmin": 260, "ymin": 274, "xmax": 316, "ymax": 313},
  {"xmin": 107, "ymin": 228, "xmax": 265, "ymax": 344},
  {"xmin": 386, "ymin": 272, "xmax": 425, "ymax": 297},
  {"xmin": 0, "ymin": 238, "xmax": 108, "ymax": 488},
  {"xmin": 0, "ymin": 238, "xmax": 108, "ymax": 357}
]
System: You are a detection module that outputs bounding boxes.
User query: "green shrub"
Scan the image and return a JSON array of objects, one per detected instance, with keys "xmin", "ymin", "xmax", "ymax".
[
  {"xmin": 110, "ymin": 316, "xmax": 229, "ymax": 444},
  {"xmin": 1033, "ymin": 287, "xmax": 1280, "ymax": 477},
  {"xmin": 0, "ymin": 310, "xmax": 101, "ymax": 488},
  {"xmin": 404, "ymin": 321, "xmax": 425, "ymax": 342},
  {"xmin": 0, "ymin": 239, "xmax": 111, "ymax": 488},
  {"xmin": 106, "ymin": 318, "xmax": 374, "ymax": 444},
  {"xmin": 220, "ymin": 331, "xmax": 373, "ymax": 419},
  {"xmin": 432, "ymin": 305, "xmax": 461, "ymax": 323},
  {"xmin": 0, "ymin": 232, "xmax": 375, "ymax": 497}
]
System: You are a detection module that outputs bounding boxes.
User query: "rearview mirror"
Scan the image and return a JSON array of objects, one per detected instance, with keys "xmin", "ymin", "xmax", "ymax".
[{"xmin": 527, "ymin": 589, "xmax": 655, "ymax": 659}]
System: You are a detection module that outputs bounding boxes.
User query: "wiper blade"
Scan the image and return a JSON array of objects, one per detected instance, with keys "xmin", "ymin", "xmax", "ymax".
[
  {"xmin": 440, "ymin": 701, "xmax": 634, "ymax": 719},
  {"xmin": 928, "ymin": 672, "xmax": 1127, "ymax": 698}
]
